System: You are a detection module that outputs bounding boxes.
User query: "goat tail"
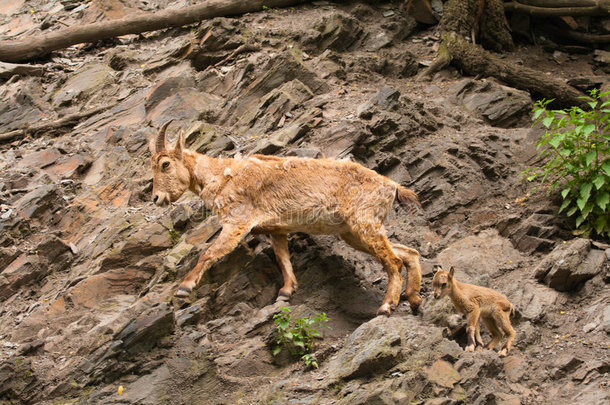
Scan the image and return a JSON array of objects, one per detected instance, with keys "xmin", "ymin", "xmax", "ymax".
[{"xmin": 396, "ymin": 184, "xmax": 421, "ymax": 213}]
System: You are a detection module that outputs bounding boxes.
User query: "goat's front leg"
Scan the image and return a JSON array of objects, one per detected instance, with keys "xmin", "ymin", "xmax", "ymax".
[
  {"xmin": 175, "ymin": 222, "xmax": 252, "ymax": 298},
  {"xmin": 269, "ymin": 233, "xmax": 298, "ymax": 301},
  {"xmin": 465, "ymin": 306, "xmax": 480, "ymax": 352}
]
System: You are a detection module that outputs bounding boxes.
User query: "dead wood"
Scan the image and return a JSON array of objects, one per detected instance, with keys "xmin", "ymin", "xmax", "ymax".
[
  {"xmin": 0, "ymin": 62, "xmax": 44, "ymax": 79},
  {"xmin": 0, "ymin": 0, "xmax": 306, "ymax": 63},
  {"xmin": 505, "ymin": 2, "xmax": 610, "ymax": 17},
  {"xmin": 0, "ymin": 105, "xmax": 110, "ymax": 144}
]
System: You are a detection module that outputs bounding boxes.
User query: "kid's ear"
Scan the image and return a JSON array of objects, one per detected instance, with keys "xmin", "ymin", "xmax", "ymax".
[{"xmin": 449, "ymin": 266, "xmax": 455, "ymax": 279}]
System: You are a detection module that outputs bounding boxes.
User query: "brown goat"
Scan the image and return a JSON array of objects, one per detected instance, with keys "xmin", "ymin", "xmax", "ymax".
[
  {"xmin": 432, "ymin": 267, "xmax": 516, "ymax": 356},
  {"xmin": 149, "ymin": 122, "xmax": 422, "ymax": 316}
]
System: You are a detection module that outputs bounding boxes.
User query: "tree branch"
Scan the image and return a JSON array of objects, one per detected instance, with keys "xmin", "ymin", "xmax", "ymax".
[{"xmin": 0, "ymin": 0, "xmax": 307, "ymax": 63}]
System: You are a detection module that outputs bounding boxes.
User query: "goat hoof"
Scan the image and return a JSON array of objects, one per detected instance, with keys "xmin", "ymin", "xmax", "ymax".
[
  {"xmin": 175, "ymin": 286, "xmax": 192, "ymax": 297},
  {"xmin": 498, "ymin": 349, "xmax": 508, "ymax": 357},
  {"xmin": 465, "ymin": 345, "xmax": 475, "ymax": 352},
  {"xmin": 376, "ymin": 306, "xmax": 392, "ymax": 317},
  {"xmin": 276, "ymin": 294, "xmax": 290, "ymax": 303}
]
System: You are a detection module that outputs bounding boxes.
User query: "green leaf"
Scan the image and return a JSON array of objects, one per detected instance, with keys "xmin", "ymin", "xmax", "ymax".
[
  {"xmin": 533, "ymin": 108, "xmax": 544, "ymax": 120},
  {"xmin": 272, "ymin": 346, "xmax": 282, "ymax": 356},
  {"xmin": 580, "ymin": 183, "xmax": 593, "ymax": 201},
  {"xmin": 584, "ymin": 151, "xmax": 596, "ymax": 167},
  {"xmin": 575, "ymin": 215, "xmax": 586, "ymax": 228},
  {"xmin": 293, "ymin": 340, "xmax": 305, "ymax": 348},
  {"xmin": 592, "ymin": 174, "xmax": 606, "ymax": 190},
  {"xmin": 548, "ymin": 137, "xmax": 561, "ymax": 148},
  {"xmin": 603, "ymin": 161, "xmax": 610, "ymax": 176},
  {"xmin": 596, "ymin": 192, "xmax": 609, "ymax": 211},
  {"xmin": 559, "ymin": 199, "xmax": 571, "ymax": 213},
  {"xmin": 582, "ymin": 123, "xmax": 595, "ymax": 137},
  {"xmin": 576, "ymin": 197, "xmax": 587, "ymax": 211},
  {"xmin": 542, "ymin": 116, "xmax": 554, "ymax": 128},
  {"xmin": 284, "ymin": 331, "xmax": 293, "ymax": 340},
  {"xmin": 594, "ymin": 215, "xmax": 608, "ymax": 234},
  {"xmin": 582, "ymin": 202, "xmax": 594, "ymax": 219}
]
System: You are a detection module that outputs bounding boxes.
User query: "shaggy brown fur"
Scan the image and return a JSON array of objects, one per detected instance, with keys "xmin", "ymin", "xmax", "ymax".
[
  {"xmin": 432, "ymin": 267, "xmax": 516, "ymax": 356},
  {"xmin": 149, "ymin": 123, "xmax": 422, "ymax": 316}
]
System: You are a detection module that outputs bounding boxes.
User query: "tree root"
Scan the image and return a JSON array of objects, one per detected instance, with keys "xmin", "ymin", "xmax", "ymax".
[{"xmin": 419, "ymin": 32, "xmax": 586, "ymax": 108}]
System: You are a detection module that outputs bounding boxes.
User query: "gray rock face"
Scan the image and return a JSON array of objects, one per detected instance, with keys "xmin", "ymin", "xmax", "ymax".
[
  {"xmin": 534, "ymin": 239, "xmax": 607, "ymax": 291},
  {"xmin": 449, "ymin": 79, "xmax": 532, "ymax": 127}
]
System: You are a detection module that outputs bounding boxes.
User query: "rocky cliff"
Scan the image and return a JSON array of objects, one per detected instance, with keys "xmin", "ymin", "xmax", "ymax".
[{"xmin": 0, "ymin": 1, "xmax": 608, "ymax": 404}]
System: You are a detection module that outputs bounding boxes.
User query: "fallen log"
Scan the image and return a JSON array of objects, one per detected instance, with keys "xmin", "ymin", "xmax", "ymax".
[
  {"xmin": 504, "ymin": 2, "xmax": 610, "ymax": 17},
  {"xmin": 0, "ymin": 0, "xmax": 307, "ymax": 63}
]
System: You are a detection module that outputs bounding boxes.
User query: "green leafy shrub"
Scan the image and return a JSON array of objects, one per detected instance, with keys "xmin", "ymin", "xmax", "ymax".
[
  {"xmin": 272, "ymin": 307, "xmax": 329, "ymax": 368},
  {"xmin": 524, "ymin": 89, "xmax": 610, "ymax": 238}
]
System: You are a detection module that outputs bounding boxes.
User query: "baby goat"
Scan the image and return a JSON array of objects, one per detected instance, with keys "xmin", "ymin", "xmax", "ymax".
[
  {"xmin": 148, "ymin": 121, "xmax": 422, "ymax": 316},
  {"xmin": 432, "ymin": 267, "xmax": 516, "ymax": 356}
]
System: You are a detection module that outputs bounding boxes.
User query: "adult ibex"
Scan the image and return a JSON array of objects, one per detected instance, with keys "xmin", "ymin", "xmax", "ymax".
[{"xmin": 149, "ymin": 121, "xmax": 422, "ymax": 316}]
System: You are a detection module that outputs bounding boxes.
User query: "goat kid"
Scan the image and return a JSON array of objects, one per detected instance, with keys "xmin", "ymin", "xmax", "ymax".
[
  {"xmin": 432, "ymin": 267, "xmax": 516, "ymax": 356},
  {"xmin": 149, "ymin": 121, "xmax": 422, "ymax": 316}
]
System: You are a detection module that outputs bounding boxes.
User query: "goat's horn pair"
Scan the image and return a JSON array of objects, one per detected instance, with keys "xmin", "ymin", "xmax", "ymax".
[{"xmin": 156, "ymin": 119, "xmax": 173, "ymax": 153}]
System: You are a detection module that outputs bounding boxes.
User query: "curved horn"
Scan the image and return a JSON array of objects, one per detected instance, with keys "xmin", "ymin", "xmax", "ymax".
[{"xmin": 155, "ymin": 120, "xmax": 173, "ymax": 154}]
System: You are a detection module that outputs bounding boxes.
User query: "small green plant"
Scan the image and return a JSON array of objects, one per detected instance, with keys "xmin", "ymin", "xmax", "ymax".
[
  {"xmin": 524, "ymin": 89, "xmax": 610, "ymax": 238},
  {"xmin": 272, "ymin": 307, "xmax": 329, "ymax": 368}
]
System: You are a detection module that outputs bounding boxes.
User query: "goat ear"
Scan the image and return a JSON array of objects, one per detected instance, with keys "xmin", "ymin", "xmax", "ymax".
[
  {"xmin": 448, "ymin": 266, "xmax": 455, "ymax": 279},
  {"xmin": 173, "ymin": 129, "xmax": 185, "ymax": 159}
]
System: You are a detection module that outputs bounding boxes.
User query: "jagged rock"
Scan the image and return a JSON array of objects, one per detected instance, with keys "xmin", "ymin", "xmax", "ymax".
[
  {"xmin": 52, "ymin": 63, "xmax": 115, "ymax": 107},
  {"xmin": 242, "ymin": 79, "xmax": 314, "ymax": 135},
  {"xmin": 436, "ymin": 229, "xmax": 523, "ymax": 280},
  {"xmin": 114, "ymin": 306, "xmax": 175, "ymax": 354},
  {"xmin": 534, "ymin": 239, "xmax": 606, "ymax": 291},
  {"xmin": 251, "ymin": 108, "xmax": 322, "ymax": 154},
  {"xmin": 13, "ymin": 184, "xmax": 60, "ymax": 220},
  {"xmin": 0, "ymin": 254, "xmax": 41, "ymax": 300},
  {"xmin": 314, "ymin": 13, "xmax": 363, "ymax": 52},
  {"xmin": 99, "ymin": 222, "xmax": 173, "ymax": 271},
  {"xmin": 0, "ymin": 357, "xmax": 38, "ymax": 401},
  {"xmin": 593, "ymin": 50, "xmax": 610, "ymax": 73},
  {"xmin": 497, "ymin": 213, "xmax": 562, "ymax": 253},
  {"xmin": 427, "ymin": 359, "xmax": 461, "ymax": 388},
  {"xmin": 17, "ymin": 148, "xmax": 61, "ymax": 170},
  {"xmin": 324, "ymin": 316, "xmax": 445, "ymax": 381},
  {"xmin": 356, "ymin": 86, "xmax": 401, "ymax": 119},
  {"xmin": 505, "ymin": 280, "xmax": 558, "ymax": 322},
  {"xmin": 0, "ymin": 246, "xmax": 21, "ymax": 272},
  {"xmin": 448, "ymin": 79, "xmax": 532, "ymax": 127},
  {"xmin": 222, "ymin": 50, "xmax": 329, "ymax": 124},
  {"xmin": 503, "ymin": 355, "xmax": 527, "ymax": 383},
  {"xmin": 45, "ymin": 153, "xmax": 92, "ymax": 179},
  {"xmin": 144, "ymin": 75, "xmax": 221, "ymax": 127},
  {"xmin": 0, "ymin": 86, "xmax": 46, "ymax": 133}
]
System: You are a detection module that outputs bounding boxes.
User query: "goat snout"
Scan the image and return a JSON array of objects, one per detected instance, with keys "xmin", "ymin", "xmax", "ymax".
[
  {"xmin": 433, "ymin": 291, "xmax": 440, "ymax": 299},
  {"xmin": 153, "ymin": 192, "xmax": 170, "ymax": 207}
]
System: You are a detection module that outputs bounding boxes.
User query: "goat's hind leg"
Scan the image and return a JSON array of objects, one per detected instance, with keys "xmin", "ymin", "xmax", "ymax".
[
  {"xmin": 497, "ymin": 310, "xmax": 516, "ymax": 357},
  {"xmin": 342, "ymin": 223, "xmax": 403, "ymax": 317},
  {"xmin": 391, "ymin": 243, "xmax": 422, "ymax": 314},
  {"xmin": 270, "ymin": 233, "xmax": 298, "ymax": 301}
]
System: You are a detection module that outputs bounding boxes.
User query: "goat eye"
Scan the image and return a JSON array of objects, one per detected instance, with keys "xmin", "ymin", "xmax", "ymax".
[
  {"xmin": 161, "ymin": 161, "xmax": 170, "ymax": 170},
  {"xmin": 441, "ymin": 282, "xmax": 447, "ymax": 288}
]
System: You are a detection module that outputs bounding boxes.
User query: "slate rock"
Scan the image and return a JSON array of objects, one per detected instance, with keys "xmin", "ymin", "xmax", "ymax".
[
  {"xmin": 114, "ymin": 306, "xmax": 175, "ymax": 354},
  {"xmin": 315, "ymin": 13, "xmax": 363, "ymax": 52},
  {"xmin": 449, "ymin": 79, "xmax": 532, "ymax": 127},
  {"xmin": 534, "ymin": 239, "xmax": 606, "ymax": 291}
]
